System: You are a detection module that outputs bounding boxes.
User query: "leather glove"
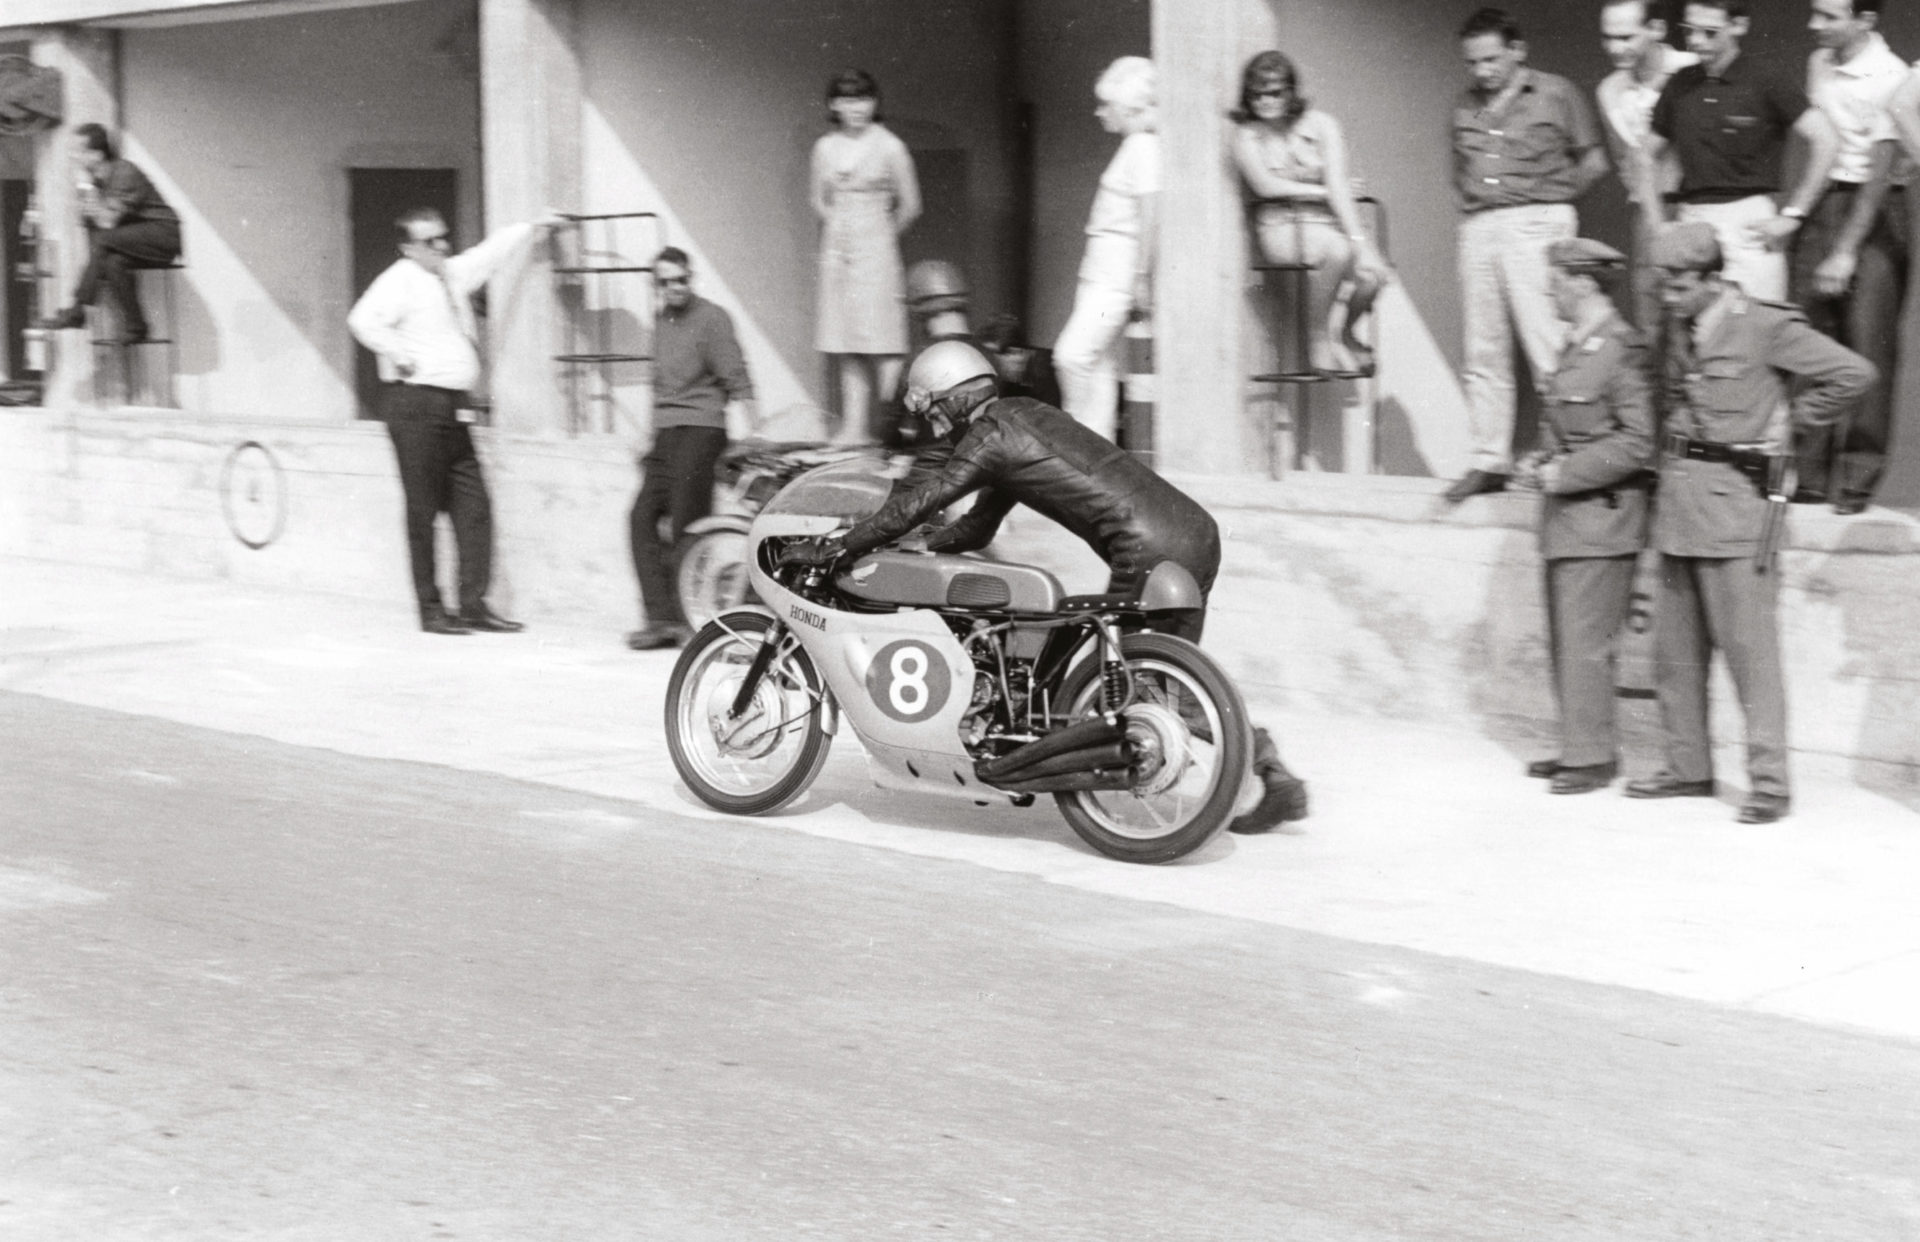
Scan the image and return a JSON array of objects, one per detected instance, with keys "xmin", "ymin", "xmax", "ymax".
[{"xmin": 783, "ymin": 535, "xmax": 848, "ymax": 570}]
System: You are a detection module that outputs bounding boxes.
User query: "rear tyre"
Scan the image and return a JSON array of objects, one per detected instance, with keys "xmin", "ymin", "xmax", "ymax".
[
  {"xmin": 665, "ymin": 611, "xmax": 832, "ymax": 815},
  {"xmin": 1051, "ymin": 632, "xmax": 1251, "ymax": 864},
  {"xmin": 674, "ymin": 526, "xmax": 755, "ymax": 631}
]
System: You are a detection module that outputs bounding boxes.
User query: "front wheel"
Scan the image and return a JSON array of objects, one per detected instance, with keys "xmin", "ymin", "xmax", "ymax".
[
  {"xmin": 1051, "ymin": 633, "xmax": 1251, "ymax": 864},
  {"xmin": 665, "ymin": 611, "xmax": 832, "ymax": 815}
]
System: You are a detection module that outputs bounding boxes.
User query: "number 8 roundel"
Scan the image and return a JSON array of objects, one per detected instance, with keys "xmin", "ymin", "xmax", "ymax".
[{"xmin": 864, "ymin": 639, "xmax": 952, "ymax": 723}]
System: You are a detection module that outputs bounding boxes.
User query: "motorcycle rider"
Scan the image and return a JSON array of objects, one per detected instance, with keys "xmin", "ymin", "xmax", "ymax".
[{"xmin": 789, "ymin": 340, "xmax": 1308, "ymax": 834}]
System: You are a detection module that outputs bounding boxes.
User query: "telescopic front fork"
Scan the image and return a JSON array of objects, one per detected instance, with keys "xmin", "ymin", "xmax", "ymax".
[{"xmin": 728, "ymin": 623, "xmax": 787, "ymax": 720}]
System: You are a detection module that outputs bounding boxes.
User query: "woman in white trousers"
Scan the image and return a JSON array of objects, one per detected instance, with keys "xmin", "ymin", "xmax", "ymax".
[{"xmin": 1054, "ymin": 56, "xmax": 1159, "ymax": 442}]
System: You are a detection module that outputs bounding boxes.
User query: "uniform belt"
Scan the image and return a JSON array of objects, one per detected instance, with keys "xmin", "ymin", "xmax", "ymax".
[{"xmin": 1662, "ymin": 432, "xmax": 1749, "ymax": 463}]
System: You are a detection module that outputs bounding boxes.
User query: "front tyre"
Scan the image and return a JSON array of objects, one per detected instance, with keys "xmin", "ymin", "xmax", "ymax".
[
  {"xmin": 665, "ymin": 612, "xmax": 832, "ymax": 815},
  {"xmin": 1052, "ymin": 633, "xmax": 1251, "ymax": 864}
]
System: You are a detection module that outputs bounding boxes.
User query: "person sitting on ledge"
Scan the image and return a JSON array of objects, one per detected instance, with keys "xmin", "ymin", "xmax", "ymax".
[
  {"xmin": 42, "ymin": 122, "xmax": 182, "ymax": 346},
  {"xmin": 1231, "ymin": 50, "xmax": 1390, "ymax": 378}
]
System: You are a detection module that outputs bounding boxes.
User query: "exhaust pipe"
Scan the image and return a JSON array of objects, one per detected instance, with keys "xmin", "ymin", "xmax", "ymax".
[
  {"xmin": 976, "ymin": 716, "xmax": 1124, "ymax": 783},
  {"xmin": 990, "ymin": 742, "xmax": 1129, "ymax": 784},
  {"xmin": 995, "ymin": 767, "xmax": 1135, "ymax": 795}
]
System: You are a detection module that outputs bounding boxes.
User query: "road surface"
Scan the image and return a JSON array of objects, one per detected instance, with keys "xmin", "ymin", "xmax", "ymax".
[{"xmin": 5, "ymin": 691, "xmax": 1918, "ymax": 1240}]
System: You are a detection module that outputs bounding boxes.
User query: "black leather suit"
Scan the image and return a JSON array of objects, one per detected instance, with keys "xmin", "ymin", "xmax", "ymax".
[{"xmin": 842, "ymin": 397, "xmax": 1222, "ymax": 630}]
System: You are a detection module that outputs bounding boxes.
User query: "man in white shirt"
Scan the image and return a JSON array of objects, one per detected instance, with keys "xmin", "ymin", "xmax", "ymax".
[
  {"xmin": 1792, "ymin": 0, "xmax": 1909, "ymax": 513},
  {"xmin": 1596, "ymin": 0, "xmax": 1698, "ymax": 328},
  {"xmin": 348, "ymin": 206, "xmax": 563, "ymax": 633}
]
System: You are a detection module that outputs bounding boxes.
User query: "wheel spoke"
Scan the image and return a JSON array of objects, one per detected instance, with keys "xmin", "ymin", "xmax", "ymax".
[{"xmin": 1066, "ymin": 652, "xmax": 1231, "ymax": 843}]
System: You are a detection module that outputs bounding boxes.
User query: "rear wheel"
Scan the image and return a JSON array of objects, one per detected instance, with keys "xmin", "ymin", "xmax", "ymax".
[
  {"xmin": 665, "ymin": 612, "xmax": 831, "ymax": 815},
  {"xmin": 674, "ymin": 527, "xmax": 755, "ymax": 631},
  {"xmin": 1051, "ymin": 633, "xmax": 1250, "ymax": 864}
]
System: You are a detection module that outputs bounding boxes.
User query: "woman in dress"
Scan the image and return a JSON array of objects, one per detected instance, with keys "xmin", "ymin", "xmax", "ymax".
[
  {"xmin": 1231, "ymin": 51, "xmax": 1388, "ymax": 377},
  {"xmin": 1053, "ymin": 56, "xmax": 1159, "ymax": 442},
  {"xmin": 811, "ymin": 68, "xmax": 921, "ymax": 444}
]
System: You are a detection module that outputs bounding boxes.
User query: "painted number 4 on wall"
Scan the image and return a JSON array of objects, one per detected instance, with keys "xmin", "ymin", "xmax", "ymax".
[{"xmin": 864, "ymin": 640, "xmax": 952, "ymax": 723}]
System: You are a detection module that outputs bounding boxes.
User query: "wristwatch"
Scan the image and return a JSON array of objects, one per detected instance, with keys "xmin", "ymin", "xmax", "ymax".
[{"xmin": 1780, "ymin": 205, "xmax": 1808, "ymax": 221}]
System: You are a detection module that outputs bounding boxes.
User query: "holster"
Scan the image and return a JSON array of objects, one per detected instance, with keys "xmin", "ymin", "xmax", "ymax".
[{"xmin": 1754, "ymin": 454, "xmax": 1796, "ymax": 574}]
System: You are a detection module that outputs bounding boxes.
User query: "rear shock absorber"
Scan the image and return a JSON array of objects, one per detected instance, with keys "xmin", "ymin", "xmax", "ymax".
[{"xmin": 1095, "ymin": 618, "xmax": 1133, "ymax": 714}]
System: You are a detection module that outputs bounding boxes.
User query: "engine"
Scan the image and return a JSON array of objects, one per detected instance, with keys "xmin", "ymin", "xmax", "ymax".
[{"xmin": 954, "ymin": 621, "xmax": 1034, "ymax": 753}]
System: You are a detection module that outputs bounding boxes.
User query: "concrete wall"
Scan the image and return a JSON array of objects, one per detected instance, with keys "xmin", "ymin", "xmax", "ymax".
[
  {"xmin": 6, "ymin": 407, "xmax": 1919, "ymax": 803},
  {"xmin": 116, "ymin": 0, "xmax": 481, "ymax": 422}
]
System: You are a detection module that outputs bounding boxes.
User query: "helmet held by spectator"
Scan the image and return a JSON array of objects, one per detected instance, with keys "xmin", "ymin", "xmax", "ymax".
[{"xmin": 905, "ymin": 259, "xmax": 970, "ymax": 315}]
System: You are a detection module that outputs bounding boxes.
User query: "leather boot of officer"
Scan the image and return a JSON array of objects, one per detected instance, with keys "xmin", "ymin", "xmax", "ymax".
[{"xmin": 1229, "ymin": 726, "xmax": 1309, "ymax": 834}]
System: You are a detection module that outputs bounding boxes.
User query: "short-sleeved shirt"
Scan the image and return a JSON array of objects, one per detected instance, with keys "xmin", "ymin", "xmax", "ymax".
[
  {"xmin": 1245, "ymin": 108, "xmax": 1337, "ymax": 185},
  {"xmin": 1453, "ymin": 68, "xmax": 1603, "ymax": 212},
  {"xmin": 1079, "ymin": 131, "xmax": 1160, "ymax": 284},
  {"xmin": 1807, "ymin": 33, "xmax": 1908, "ymax": 184},
  {"xmin": 1596, "ymin": 46, "xmax": 1698, "ymax": 206},
  {"xmin": 1651, "ymin": 54, "xmax": 1808, "ymax": 203}
]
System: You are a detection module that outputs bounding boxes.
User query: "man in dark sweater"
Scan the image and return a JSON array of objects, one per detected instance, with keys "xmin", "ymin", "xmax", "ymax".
[
  {"xmin": 42, "ymin": 122, "xmax": 181, "ymax": 345},
  {"xmin": 627, "ymin": 247, "xmax": 756, "ymax": 650}
]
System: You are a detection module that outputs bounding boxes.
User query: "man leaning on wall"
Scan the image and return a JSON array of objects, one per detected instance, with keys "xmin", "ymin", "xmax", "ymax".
[
  {"xmin": 626, "ymin": 246, "xmax": 756, "ymax": 653},
  {"xmin": 348, "ymin": 206, "xmax": 566, "ymax": 635},
  {"xmin": 1446, "ymin": 7, "xmax": 1611, "ymax": 504},
  {"xmin": 1792, "ymin": 0, "xmax": 1910, "ymax": 515}
]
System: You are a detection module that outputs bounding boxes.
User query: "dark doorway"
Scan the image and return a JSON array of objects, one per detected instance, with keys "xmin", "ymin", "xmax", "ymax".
[
  {"xmin": 3, "ymin": 179, "xmax": 31, "ymax": 381},
  {"xmin": 899, "ymin": 146, "xmax": 972, "ymax": 289},
  {"xmin": 349, "ymin": 168, "xmax": 457, "ymax": 419}
]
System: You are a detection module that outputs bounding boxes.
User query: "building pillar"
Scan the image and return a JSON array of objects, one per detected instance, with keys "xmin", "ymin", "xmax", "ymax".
[
  {"xmin": 478, "ymin": 0, "xmax": 582, "ymax": 437},
  {"xmin": 1151, "ymin": 0, "xmax": 1279, "ymax": 476},
  {"xmin": 31, "ymin": 26, "xmax": 116, "ymax": 410}
]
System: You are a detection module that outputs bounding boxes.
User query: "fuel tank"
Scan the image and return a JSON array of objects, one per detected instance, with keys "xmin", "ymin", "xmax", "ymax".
[{"xmin": 839, "ymin": 550, "xmax": 1064, "ymax": 613}]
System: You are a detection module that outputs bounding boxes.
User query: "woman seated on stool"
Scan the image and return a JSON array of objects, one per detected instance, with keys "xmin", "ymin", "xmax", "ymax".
[
  {"xmin": 1231, "ymin": 51, "xmax": 1388, "ymax": 377},
  {"xmin": 43, "ymin": 122, "xmax": 182, "ymax": 346}
]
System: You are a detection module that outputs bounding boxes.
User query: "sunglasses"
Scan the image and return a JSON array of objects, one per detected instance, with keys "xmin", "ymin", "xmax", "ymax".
[
  {"xmin": 409, "ymin": 234, "xmax": 452, "ymax": 251},
  {"xmin": 658, "ymin": 275, "xmax": 691, "ymax": 287}
]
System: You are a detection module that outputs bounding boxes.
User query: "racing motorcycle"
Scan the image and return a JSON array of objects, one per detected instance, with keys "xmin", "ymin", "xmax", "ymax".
[{"xmin": 663, "ymin": 455, "xmax": 1252, "ymax": 864}]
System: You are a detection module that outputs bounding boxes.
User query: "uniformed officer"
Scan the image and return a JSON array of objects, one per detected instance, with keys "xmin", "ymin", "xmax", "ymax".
[
  {"xmin": 1515, "ymin": 238, "xmax": 1655, "ymax": 795},
  {"xmin": 1630, "ymin": 221, "xmax": 1874, "ymax": 823}
]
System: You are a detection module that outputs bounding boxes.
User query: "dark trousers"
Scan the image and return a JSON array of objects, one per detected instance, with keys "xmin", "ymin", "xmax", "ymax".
[
  {"xmin": 72, "ymin": 219, "xmax": 182, "ymax": 336},
  {"xmin": 1652, "ymin": 553, "xmax": 1788, "ymax": 799},
  {"xmin": 1544, "ymin": 554, "xmax": 1639, "ymax": 767},
  {"xmin": 1789, "ymin": 184, "xmax": 1907, "ymax": 502},
  {"xmin": 382, "ymin": 384, "xmax": 494, "ymax": 619},
  {"xmin": 630, "ymin": 424, "xmax": 728, "ymax": 626}
]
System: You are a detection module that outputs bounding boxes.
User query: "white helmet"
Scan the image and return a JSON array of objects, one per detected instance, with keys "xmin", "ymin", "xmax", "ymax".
[
  {"xmin": 902, "ymin": 340, "xmax": 996, "ymax": 416},
  {"xmin": 905, "ymin": 259, "xmax": 969, "ymax": 312}
]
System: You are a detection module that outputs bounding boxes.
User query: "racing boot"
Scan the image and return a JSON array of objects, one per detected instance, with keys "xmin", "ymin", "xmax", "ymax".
[{"xmin": 1229, "ymin": 727, "xmax": 1309, "ymax": 835}]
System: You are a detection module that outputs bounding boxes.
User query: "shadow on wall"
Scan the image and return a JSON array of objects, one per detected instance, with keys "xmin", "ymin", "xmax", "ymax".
[
  {"xmin": 1373, "ymin": 396, "xmax": 1432, "ymax": 478},
  {"xmin": 1467, "ymin": 524, "xmax": 1555, "ymax": 752},
  {"xmin": 1825, "ymin": 524, "xmax": 1920, "ymax": 811},
  {"xmin": 169, "ymin": 271, "xmax": 220, "ymax": 391}
]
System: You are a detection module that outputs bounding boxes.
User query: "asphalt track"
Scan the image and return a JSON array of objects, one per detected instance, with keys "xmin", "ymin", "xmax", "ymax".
[{"xmin": 5, "ymin": 691, "xmax": 1919, "ymax": 1240}]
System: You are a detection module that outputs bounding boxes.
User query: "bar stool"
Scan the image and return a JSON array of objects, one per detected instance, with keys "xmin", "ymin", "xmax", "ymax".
[
  {"xmin": 1248, "ymin": 195, "xmax": 1387, "ymax": 477},
  {"xmin": 89, "ymin": 261, "xmax": 184, "ymax": 408}
]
